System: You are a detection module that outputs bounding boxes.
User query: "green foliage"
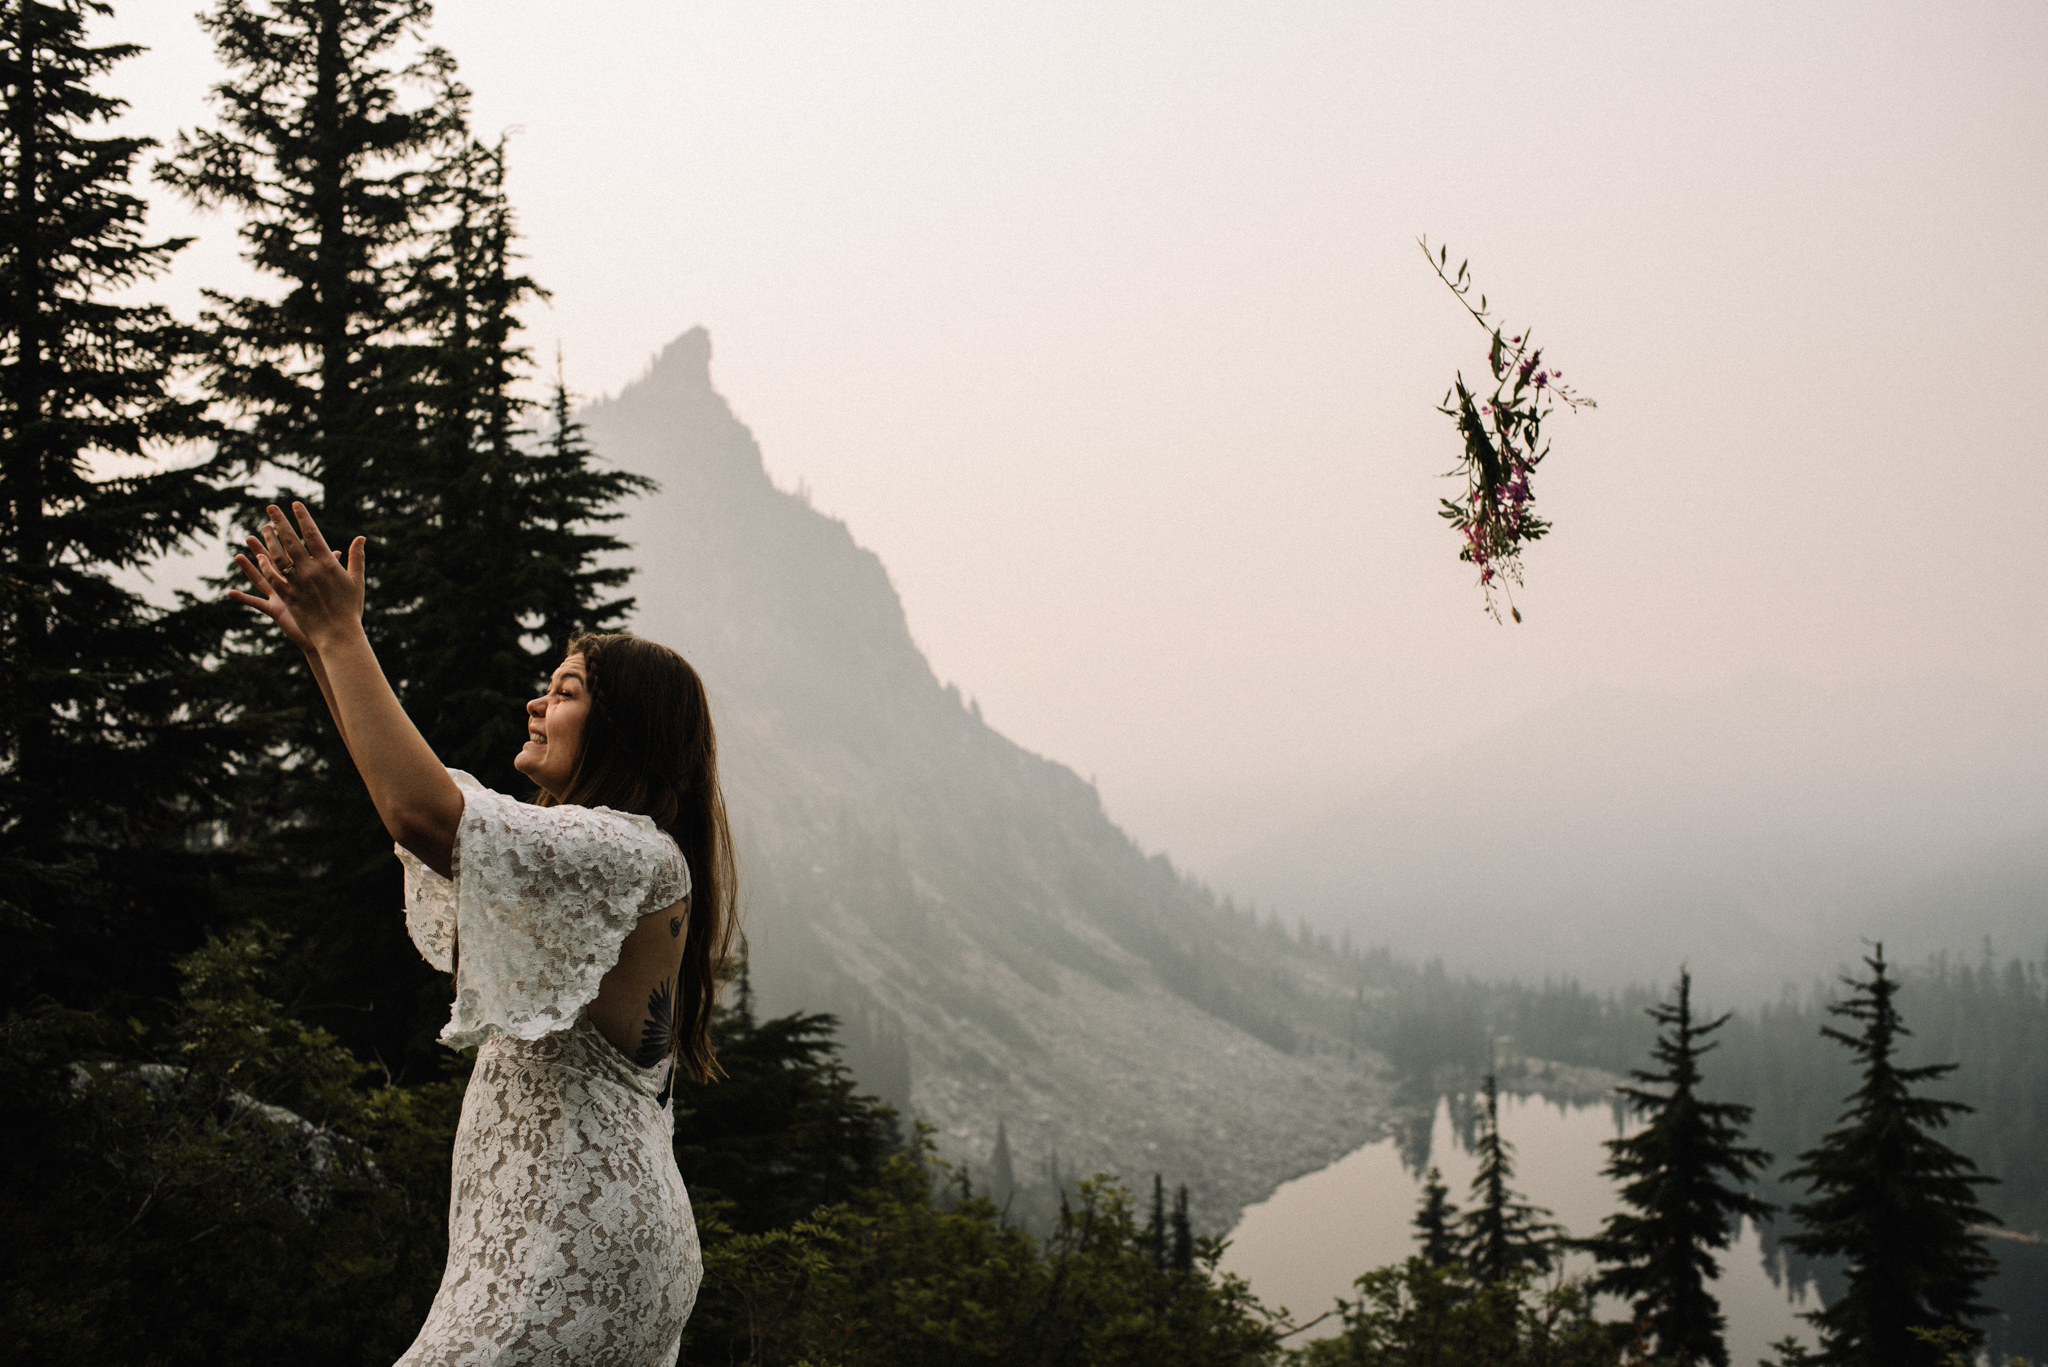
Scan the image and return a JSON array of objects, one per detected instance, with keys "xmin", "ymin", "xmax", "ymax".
[
  {"xmin": 156, "ymin": 0, "xmax": 453, "ymax": 531},
  {"xmin": 673, "ymin": 973, "xmax": 902, "ymax": 1235},
  {"xmin": 381, "ymin": 124, "xmax": 650, "ymax": 797},
  {"xmin": 1292, "ymin": 1258, "xmax": 1616, "ymax": 1367},
  {"xmin": 0, "ymin": 926, "xmax": 463, "ymax": 1366},
  {"xmin": 0, "ymin": 0, "xmax": 242, "ymax": 1010},
  {"xmin": 1581, "ymin": 971, "xmax": 1774, "ymax": 1367},
  {"xmin": 1780, "ymin": 945, "xmax": 2002, "ymax": 1367},
  {"xmin": 158, "ymin": 0, "xmax": 651, "ymax": 1074},
  {"xmin": 684, "ymin": 1135, "xmax": 1286, "ymax": 1366},
  {"xmin": 157, "ymin": 0, "xmax": 477, "ymax": 1074}
]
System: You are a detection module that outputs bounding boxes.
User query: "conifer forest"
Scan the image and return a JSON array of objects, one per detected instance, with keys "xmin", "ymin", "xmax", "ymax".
[{"xmin": 3, "ymin": 3, "xmax": 2042, "ymax": 1365}]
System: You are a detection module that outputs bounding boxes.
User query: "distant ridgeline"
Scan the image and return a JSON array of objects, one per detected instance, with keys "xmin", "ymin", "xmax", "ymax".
[{"xmin": 582, "ymin": 332, "xmax": 2047, "ymax": 1266}]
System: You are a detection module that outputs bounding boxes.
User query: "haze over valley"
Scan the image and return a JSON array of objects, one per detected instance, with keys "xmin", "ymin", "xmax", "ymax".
[{"xmin": 563, "ymin": 328, "xmax": 2045, "ymax": 1242}]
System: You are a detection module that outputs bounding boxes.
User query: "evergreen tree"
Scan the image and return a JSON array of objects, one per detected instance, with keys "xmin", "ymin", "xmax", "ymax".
[
  {"xmin": 162, "ymin": 5, "xmax": 647, "ymax": 1070},
  {"xmin": 157, "ymin": 0, "xmax": 453, "ymax": 534},
  {"xmin": 1582, "ymin": 970, "xmax": 1774, "ymax": 1367},
  {"xmin": 383, "ymin": 121, "xmax": 647, "ymax": 796},
  {"xmin": 157, "ymin": 0, "xmax": 460, "ymax": 1069},
  {"xmin": 1412, "ymin": 1166, "xmax": 1461, "ymax": 1269},
  {"xmin": 0, "ymin": 0, "xmax": 240, "ymax": 1008},
  {"xmin": 1170, "ymin": 1182, "xmax": 1195, "ymax": 1275},
  {"xmin": 1780, "ymin": 944, "xmax": 2001, "ymax": 1367},
  {"xmin": 1457, "ymin": 1073, "xmax": 1562, "ymax": 1283},
  {"xmin": 668, "ymin": 973, "xmax": 900, "ymax": 1235}
]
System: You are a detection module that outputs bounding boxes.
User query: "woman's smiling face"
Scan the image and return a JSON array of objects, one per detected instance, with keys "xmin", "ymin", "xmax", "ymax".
[{"xmin": 515, "ymin": 653, "xmax": 590, "ymax": 797}]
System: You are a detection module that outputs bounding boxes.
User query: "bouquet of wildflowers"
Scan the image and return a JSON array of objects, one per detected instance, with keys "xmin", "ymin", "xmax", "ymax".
[{"xmin": 1421, "ymin": 239, "xmax": 1594, "ymax": 623}]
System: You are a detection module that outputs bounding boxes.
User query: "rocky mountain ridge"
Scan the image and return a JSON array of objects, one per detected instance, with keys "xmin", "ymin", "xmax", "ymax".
[{"xmin": 585, "ymin": 329, "xmax": 1384, "ymax": 1227}]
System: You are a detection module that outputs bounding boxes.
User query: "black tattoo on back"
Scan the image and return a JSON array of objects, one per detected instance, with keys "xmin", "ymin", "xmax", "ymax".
[
  {"xmin": 669, "ymin": 916, "xmax": 682, "ymax": 938},
  {"xmin": 636, "ymin": 977, "xmax": 674, "ymax": 1068}
]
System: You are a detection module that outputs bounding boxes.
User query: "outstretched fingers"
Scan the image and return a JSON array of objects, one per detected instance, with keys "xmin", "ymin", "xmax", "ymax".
[
  {"xmin": 291, "ymin": 500, "xmax": 335, "ymax": 560},
  {"xmin": 228, "ymin": 551, "xmax": 285, "ymax": 617},
  {"xmin": 233, "ymin": 548, "xmax": 274, "ymax": 598},
  {"xmin": 246, "ymin": 530, "xmax": 293, "ymax": 592},
  {"xmin": 266, "ymin": 503, "xmax": 311, "ymax": 565}
]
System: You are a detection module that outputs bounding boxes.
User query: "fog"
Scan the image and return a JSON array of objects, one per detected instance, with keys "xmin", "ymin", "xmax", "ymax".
[{"xmin": 112, "ymin": 2, "xmax": 2046, "ymax": 985}]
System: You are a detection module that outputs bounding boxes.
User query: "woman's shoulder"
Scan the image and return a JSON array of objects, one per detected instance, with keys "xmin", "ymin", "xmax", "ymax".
[
  {"xmin": 446, "ymin": 770, "xmax": 685, "ymax": 887},
  {"xmin": 449, "ymin": 770, "xmax": 655, "ymax": 839}
]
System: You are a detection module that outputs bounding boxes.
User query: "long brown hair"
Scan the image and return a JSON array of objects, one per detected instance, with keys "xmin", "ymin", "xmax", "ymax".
[{"xmin": 540, "ymin": 632, "xmax": 738, "ymax": 1084}]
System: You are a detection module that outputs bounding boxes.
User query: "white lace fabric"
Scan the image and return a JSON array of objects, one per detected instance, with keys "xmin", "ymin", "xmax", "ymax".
[
  {"xmin": 397, "ymin": 1016, "xmax": 701, "ymax": 1366},
  {"xmin": 398, "ymin": 770, "xmax": 690, "ymax": 1049},
  {"xmin": 394, "ymin": 770, "xmax": 701, "ymax": 1366}
]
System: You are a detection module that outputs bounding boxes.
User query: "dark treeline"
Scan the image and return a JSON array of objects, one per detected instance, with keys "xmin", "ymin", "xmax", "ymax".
[
  {"xmin": 1229, "ymin": 912, "xmax": 2047, "ymax": 1245},
  {"xmin": 1324, "ymin": 944, "xmax": 2048, "ymax": 1241}
]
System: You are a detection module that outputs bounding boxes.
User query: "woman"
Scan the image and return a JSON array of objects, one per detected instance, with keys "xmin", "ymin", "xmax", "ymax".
[{"xmin": 229, "ymin": 502, "xmax": 735, "ymax": 1366}]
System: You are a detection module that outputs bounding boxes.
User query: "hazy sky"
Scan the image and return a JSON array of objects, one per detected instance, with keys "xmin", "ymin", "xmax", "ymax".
[{"xmin": 112, "ymin": 2, "xmax": 2047, "ymax": 864}]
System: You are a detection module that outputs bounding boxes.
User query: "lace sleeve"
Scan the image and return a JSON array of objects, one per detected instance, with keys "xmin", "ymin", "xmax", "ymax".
[
  {"xmin": 397, "ymin": 770, "xmax": 690, "ymax": 1050},
  {"xmin": 399, "ymin": 837, "xmax": 459, "ymax": 972}
]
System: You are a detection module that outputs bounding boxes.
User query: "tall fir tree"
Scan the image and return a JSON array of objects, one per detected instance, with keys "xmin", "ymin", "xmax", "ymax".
[
  {"xmin": 1147, "ymin": 1172, "xmax": 1169, "ymax": 1275},
  {"xmin": 0, "ymin": 0, "xmax": 241, "ymax": 1008},
  {"xmin": 1412, "ymin": 1166, "xmax": 1460, "ymax": 1269},
  {"xmin": 385, "ymin": 117, "xmax": 646, "ymax": 797},
  {"xmin": 161, "ymin": 4, "xmax": 647, "ymax": 1070},
  {"xmin": 1170, "ymin": 1182, "xmax": 1195, "ymax": 1275},
  {"xmin": 1581, "ymin": 970, "xmax": 1774, "ymax": 1367},
  {"xmin": 1780, "ymin": 944, "xmax": 2001, "ymax": 1367},
  {"xmin": 158, "ymin": 0, "xmax": 453, "ymax": 535},
  {"xmin": 157, "ymin": 0, "xmax": 458, "ymax": 1069},
  {"xmin": 1456, "ymin": 1073, "xmax": 1562, "ymax": 1283}
]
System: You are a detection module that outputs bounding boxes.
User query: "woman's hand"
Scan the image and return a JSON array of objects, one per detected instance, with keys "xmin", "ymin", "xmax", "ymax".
[
  {"xmin": 228, "ymin": 538, "xmax": 318, "ymax": 651},
  {"xmin": 228, "ymin": 500, "xmax": 460, "ymax": 874},
  {"xmin": 228, "ymin": 503, "xmax": 365, "ymax": 653}
]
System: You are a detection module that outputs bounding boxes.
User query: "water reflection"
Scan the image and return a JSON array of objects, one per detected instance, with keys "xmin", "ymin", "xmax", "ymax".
[{"xmin": 1220, "ymin": 1091, "xmax": 1819, "ymax": 1365}]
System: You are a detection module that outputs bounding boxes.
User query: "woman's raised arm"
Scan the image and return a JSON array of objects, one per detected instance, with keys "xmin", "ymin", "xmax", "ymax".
[{"xmin": 229, "ymin": 501, "xmax": 463, "ymax": 877}]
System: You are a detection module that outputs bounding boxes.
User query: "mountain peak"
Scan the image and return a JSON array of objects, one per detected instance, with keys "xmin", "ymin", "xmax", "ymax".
[
  {"xmin": 581, "ymin": 332, "xmax": 1385, "ymax": 1231},
  {"xmin": 639, "ymin": 326, "xmax": 712, "ymax": 395},
  {"xmin": 584, "ymin": 328, "xmax": 768, "ymax": 497}
]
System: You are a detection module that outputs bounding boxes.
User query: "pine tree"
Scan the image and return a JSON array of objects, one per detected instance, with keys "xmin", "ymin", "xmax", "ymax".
[
  {"xmin": 1457, "ymin": 1073, "xmax": 1562, "ymax": 1282},
  {"xmin": 1582, "ymin": 970, "xmax": 1774, "ymax": 1367},
  {"xmin": 1170, "ymin": 1182, "xmax": 1195, "ymax": 1274},
  {"xmin": 668, "ymin": 979, "xmax": 899, "ymax": 1235},
  {"xmin": 1147, "ymin": 1172, "xmax": 1169, "ymax": 1275},
  {"xmin": 161, "ymin": 4, "xmax": 647, "ymax": 1071},
  {"xmin": 1780, "ymin": 944, "xmax": 2001, "ymax": 1367},
  {"xmin": 1412, "ymin": 1165, "xmax": 1461, "ymax": 1269},
  {"xmin": 382, "ymin": 120, "xmax": 646, "ymax": 796},
  {"xmin": 0, "ymin": 0, "xmax": 241, "ymax": 1007},
  {"xmin": 157, "ymin": 0, "xmax": 454, "ymax": 534},
  {"xmin": 157, "ymin": 0, "xmax": 462, "ymax": 1069}
]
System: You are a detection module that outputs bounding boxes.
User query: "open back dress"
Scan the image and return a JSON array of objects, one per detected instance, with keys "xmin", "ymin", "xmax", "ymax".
[{"xmin": 393, "ymin": 770, "xmax": 702, "ymax": 1367}]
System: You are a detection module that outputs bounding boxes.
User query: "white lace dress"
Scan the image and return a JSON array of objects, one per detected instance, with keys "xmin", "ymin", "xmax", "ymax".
[{"xmin": 393, "ymin": 770, "xmax": 702, "ymax": 1367}]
